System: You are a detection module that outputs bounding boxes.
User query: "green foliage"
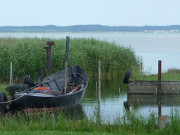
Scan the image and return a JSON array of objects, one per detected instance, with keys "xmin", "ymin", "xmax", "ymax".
[
  {"xmin": 0, "ymin": 38, "xmax": 141, "ymax": 82},
  {"xmin": 121, "ymin": 112, "xmax": 157, "ymax": 134},
  {"xmin": 0, "ymin": 110, "xmax": 180, "ymax": 135},
  {"xmin": 135, "ymin": 72, "xmax": 180, "ymax": 81}
]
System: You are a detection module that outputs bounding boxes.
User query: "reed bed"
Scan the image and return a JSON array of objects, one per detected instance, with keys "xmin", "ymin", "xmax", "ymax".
[{"xmin": 0, "ymin": 38, "xmax": 141, "ymax": 82}]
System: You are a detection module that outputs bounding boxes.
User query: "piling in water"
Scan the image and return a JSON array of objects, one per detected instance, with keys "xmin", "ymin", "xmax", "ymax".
[
  {"xmin": 158, "ymin": 60, "xmax": 162, "ymax": 82},
  {"xmin": 98, "ymin": 61, "xmax": 101, "ymax": 121}
]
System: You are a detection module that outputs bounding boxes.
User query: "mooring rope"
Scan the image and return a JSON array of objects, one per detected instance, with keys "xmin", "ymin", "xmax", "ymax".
[{"xmin": 0, "ymin": 95, "xmax": 24, "ymax": 104}]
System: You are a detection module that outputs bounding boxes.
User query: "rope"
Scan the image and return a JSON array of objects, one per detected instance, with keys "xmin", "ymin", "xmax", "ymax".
[{"xmin": 0, "ymin": 95, "xmax": 24, "ymax": 104}]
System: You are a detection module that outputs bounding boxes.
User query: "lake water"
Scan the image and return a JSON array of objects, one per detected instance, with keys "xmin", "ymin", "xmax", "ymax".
[
  {"xmin": 81, "ymin": 79, "xmax": 180, "ymax": 123},
  {"xmin": 1, "ymin": 32, "xmax": 180, "ymax": 122}
]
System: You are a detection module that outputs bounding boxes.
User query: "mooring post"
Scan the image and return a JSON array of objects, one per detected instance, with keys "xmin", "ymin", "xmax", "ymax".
[
  {"xmin": 44, "ymin": 41, "xmax": 54, "ymax": 76},
  {"xmin": 158, "ymin": 99, "xmax": 162, "ymax": 128},
  {"xmin": 157, "ymin": 60, "xmax": 162, "ymax": 94},
  {"xmin": 64, "ymin": 36, "xmax": 70, "ymax": 94},
  {"xmin": 10, "ymin": 62, "xmax": 13, "ymax": 85},
  {"xmin": 158, "ymin": 100, "xmax": 162, "ymax": 118},
  {"xmin": 158, "ymin": 60, "xmax": 162, "ymax": 82},
  {"xmin": 34, "ymin": 69, "xmax": 43, "ymax": 84},
  {"xmin": 98, "ymin": 61, "xmax": 101, "ymax": 121},
  {"xmin": 158, "ymin": 100, "xmax": 170, "ymax": 129}
]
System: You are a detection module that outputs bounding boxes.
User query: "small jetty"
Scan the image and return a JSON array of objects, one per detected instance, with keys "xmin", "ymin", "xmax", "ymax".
[
  {"xmin": 123, "ymin": 60, "xmax": 180, "ymax": 129},
  {"xmin": 128, "ymin": 81, "xmax": 180, "ymax": 94},
  {"xmin": 124, "ymin": 60, "xmax": 180, "ymax": 95}
]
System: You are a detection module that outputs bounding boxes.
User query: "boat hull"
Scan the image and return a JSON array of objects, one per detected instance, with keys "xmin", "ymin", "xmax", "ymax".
[
  {"xmin": 10, "ymin": 86, "xmax": 86, "ymax": 110},
  {"xmin": 10, "ymin": 65, "xmax": 89, "ymax": 110}
]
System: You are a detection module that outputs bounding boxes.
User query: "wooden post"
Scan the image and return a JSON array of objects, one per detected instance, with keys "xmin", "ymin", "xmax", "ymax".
[
  {"xmin": 158, "ymin": 60, "xmax": 162, "ymax": 82},
  {"xmin": 158, "ymin": 60, "xmax": 162, "ymax": 94},
  {"xmin": 98, "ymin": 61, "xmax": 101, "ymax": 120},
  {"xmin": 44, "ymin": 41, "xmax": 54, "ymax": 76},
  {"xmin": 158, "ymin": 100, "xmax": 162, "ymax": 118},
  {"xmin": 64, "ymin": 36, "xmax": 70, "ymax": 94},
  {"xmin": 158, "ymin": 99, "xmax": 162, "ymax": 127},
  {"xmin": 10, "ymin": 62, "xmax": 13, "ymax": 85}
]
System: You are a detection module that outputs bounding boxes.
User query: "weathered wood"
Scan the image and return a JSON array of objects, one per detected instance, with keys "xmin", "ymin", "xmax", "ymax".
[
  {"xmin": 158, "ymin": 60, "xmax": 162, "ymax": 82},
  {"xmin": 64, "ymin": 36, "xmax": 70, "ymax": 94},
  {"xmin": 128, "ymin": 81, "xmax": 180, "ymax": 94},
  {"xmin": 10, "ymin": 62, "xmax": 13, "ymax": 85},
  {"xmin": 158, "ymin": 100, "xmax": 161, "ymax": 118},
  {"xmin": 98, "ymin": 61, "xmax": 101, "ymax": 119},
  {"xmin": 158, "ymin": 115, "xmax": 170, "ymax": 129}
]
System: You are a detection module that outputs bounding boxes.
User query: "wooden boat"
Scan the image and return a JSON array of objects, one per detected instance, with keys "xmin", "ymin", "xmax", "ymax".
[{"xmin": 0, "ymin": 65, "xmax": 89, "ymax": 112}]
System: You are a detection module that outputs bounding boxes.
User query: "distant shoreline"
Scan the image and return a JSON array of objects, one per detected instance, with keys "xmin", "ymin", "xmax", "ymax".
[{"xmin": 0, "ymin": 24, "xmax": 180, "ymax": 33}]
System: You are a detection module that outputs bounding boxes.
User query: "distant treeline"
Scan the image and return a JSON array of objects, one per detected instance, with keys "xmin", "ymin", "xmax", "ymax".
[{"xmin": 0, "ymin": 25, "xmax": 180, "ymax": 32}]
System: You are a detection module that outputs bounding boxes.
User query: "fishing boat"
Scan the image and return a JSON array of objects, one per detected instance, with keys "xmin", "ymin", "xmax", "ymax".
[
  {"xmin": 0, "ymin": 37, "xmax": 89, "ymax": 112},
  {"xmin": 0, "ymin": 65, "xmax": 89, "ymax": 112}
]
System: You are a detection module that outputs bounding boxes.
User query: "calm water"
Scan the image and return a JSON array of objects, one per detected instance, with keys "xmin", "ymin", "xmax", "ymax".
[
  {"xmin": 82, "ymin": 79, "xmax": 180, "ymax": 123},
  {"xmin": 1, "ymin": 32, "xmax": 180, "ymax": 122}
]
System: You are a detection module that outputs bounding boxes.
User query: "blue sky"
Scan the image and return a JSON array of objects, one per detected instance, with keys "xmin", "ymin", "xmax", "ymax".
[{"xmin": 1, "ymin": 0, "xmax": 180, "ymax": 26}]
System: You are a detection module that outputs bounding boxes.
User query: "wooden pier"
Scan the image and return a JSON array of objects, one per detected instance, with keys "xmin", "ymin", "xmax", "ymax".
[
  {"xmin": 126, "ymin": 60, "xmax": 180, "ymax": 95},
  {"xmin": 128, "ymin": 81, "xmax": 180, "ymax": 94}
]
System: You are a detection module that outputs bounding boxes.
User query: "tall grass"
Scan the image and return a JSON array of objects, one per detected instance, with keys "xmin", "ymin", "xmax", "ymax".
[
  {"xmin": 0, "ymin": 110, "xmax": 180, "ymax": 134},
  {"xmin": 135, "ymin": 69, "xmax": 180, "ymax": 81},
  {"xmin": 0, "ymin": 38, "xmax": 141, "ymax": 82}
]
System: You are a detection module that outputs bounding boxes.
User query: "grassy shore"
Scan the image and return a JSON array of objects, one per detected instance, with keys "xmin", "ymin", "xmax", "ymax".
[
  {"xmin": 0, "ymin": 110, "xmax": 180, "ymax": 135},
  {"xmin": 132, "ymin": 69, "xmax": 180, "ymax": 81},
  {"xmin": 0, "ymin": 38, "xmax": 141, "ymax": 82}
]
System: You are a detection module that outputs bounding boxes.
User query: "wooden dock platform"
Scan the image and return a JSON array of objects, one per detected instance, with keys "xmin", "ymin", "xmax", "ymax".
[{"xmin": 128, "ymin": 81, "xmax": 180, "ymax": 94}]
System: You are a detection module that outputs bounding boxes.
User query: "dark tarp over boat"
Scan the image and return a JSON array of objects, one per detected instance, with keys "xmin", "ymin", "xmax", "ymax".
[{"xmin": 1, "ymin": 65, "xmax": 89, "ymax": 111}]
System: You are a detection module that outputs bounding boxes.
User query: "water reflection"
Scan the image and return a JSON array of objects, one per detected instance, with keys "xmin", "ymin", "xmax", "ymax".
[
  {"xmin": 81, "ymin": 79, "xmax": 180, "ymax": 122},
  {"xmin": 127, "ymin": 94, "xmax": 180, "ymax": 107},
  {"xmin": 84, "ymin": 78, "xmax": 126, "ymax": 99},
  {"xmin": 59, "ymin": 105, "xmax": 87, "ymax": 120},
  {"xmin": 82, "ymin": 78, "xmax": 127, "ymax": 123},
  {"xmin": 124, "ymin": 94, "xmax": 180, "ymax": 117}
]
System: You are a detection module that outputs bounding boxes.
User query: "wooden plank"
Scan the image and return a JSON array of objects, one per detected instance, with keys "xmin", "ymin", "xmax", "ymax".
[{"xmin": 128, "ymin": 81, "xmax": 180, "ymax": 94}]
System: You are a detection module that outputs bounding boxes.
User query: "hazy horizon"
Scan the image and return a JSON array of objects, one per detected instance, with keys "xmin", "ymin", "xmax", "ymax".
[
  {"xmin": 0, "ymin": 24, "xmax": 180, "ymax": 27},
  {"xmin": 1, "ymin": 0, "xmax": 180, "ymax": 26}
]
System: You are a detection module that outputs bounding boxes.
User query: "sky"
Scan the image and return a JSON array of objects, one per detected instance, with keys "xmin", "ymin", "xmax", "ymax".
[{"xmin": 1, "ymin": 0, "xmax": 180, "ymax": 26}]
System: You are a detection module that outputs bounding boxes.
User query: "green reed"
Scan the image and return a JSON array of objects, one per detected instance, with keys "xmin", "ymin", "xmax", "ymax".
[
  {"xmin": 135, "ymin": 69, "xmax": 180, "ymax": 81},
  {"xmin": 0, "ymin": 110, "xmax": 180, "ymax": 135},
  {"xmin": 0, "ymin": 38, "xmax": 141, "ymax": 82}
]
